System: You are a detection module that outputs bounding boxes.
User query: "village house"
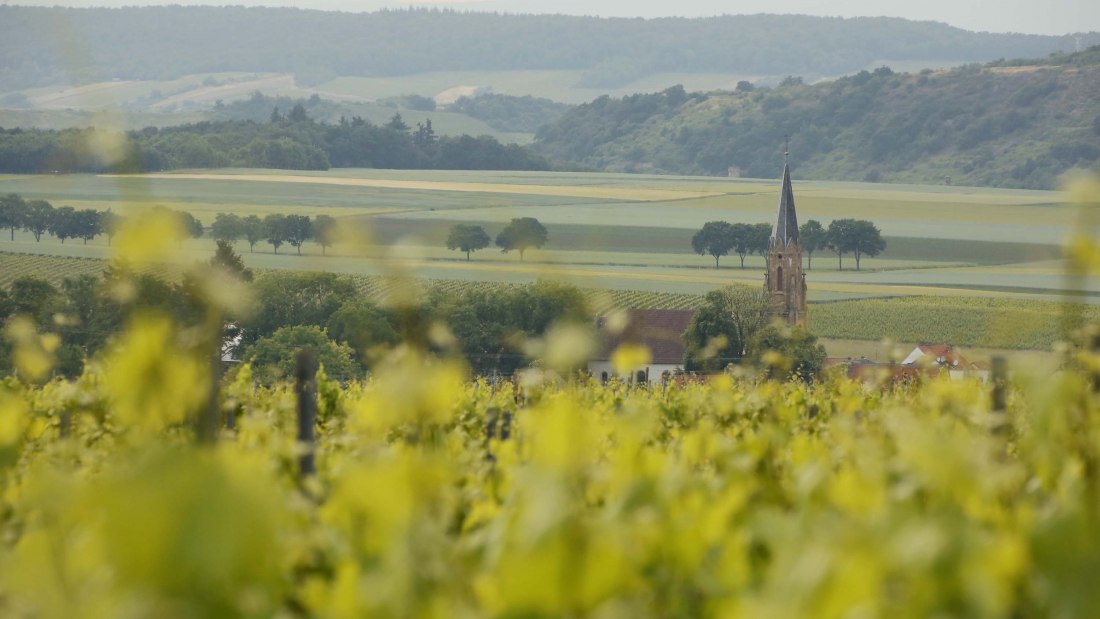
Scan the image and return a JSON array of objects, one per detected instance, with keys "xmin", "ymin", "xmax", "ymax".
[
  {"xmin": 828, "ymin": 343, "xmax": 991, "ymax": 383},
  {"xmin": 588, "ymin": 309, "xmax": 696, "ymax": 384}
]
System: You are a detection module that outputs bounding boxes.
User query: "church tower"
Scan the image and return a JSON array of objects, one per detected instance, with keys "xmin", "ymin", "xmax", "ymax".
[{"xmin": 764, "ymin": 147, "xmax": 807, "ymax": 327}]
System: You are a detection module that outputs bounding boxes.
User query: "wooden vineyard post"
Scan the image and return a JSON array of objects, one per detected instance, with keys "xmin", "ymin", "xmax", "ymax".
[
  {"xmin": 295, "ymin": 349, "xmax": 318, "ymax": 479},
  {"xmin": 991, "ymin": 356, "xmax": 1007, "ymax": 413}
]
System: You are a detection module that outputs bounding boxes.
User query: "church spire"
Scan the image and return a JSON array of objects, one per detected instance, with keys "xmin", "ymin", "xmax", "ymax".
[
  {"xmin": 771, "ymin": 140, "xmax": 798, "ymax": 247},
  {"xmin": 764, "ymin": 137, "xmax": 808, "ymax": 328}
]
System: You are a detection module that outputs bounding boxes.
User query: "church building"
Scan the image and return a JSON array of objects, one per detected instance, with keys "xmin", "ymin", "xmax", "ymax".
[{"xmin": 764, "ymin": 153, "xmax": 808, "ymax": 327}]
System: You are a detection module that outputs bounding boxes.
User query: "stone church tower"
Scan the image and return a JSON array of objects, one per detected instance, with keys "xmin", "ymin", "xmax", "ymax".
[{"xmin": 764, "ymin": 153, "xmax": 808, "ymax": 327}]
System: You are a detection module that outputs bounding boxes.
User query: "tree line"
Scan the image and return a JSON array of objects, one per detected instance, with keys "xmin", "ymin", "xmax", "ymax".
[
  {"xmin": 0, "ymin": 107, "xmax": 550, "ymax": 174},
  {"xmin": 0, "ymin": 248, "xmax": 831, "ymax": 384},
  {"xmin": 446, "ymin": 218, "xmax": 549, "ymax": 261},
  {"xmin": 0, "ymin": 193, "xmax": 125, "ymax": 245},
  {"xmin": 692, "ymin": 218, "xmax": 885, "ymax": 270},
  {"xmin": 0, "ymin": 253, "xmax": 591, "ymax": 381},
  {"xmin": 2, "ymin": 192, "xmax": 562, "ymax": 264}
]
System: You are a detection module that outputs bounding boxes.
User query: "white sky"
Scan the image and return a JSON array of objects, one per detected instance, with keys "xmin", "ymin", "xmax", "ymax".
[{"xmin": 3, "ymin": 1, "xmax": 1098, "ymax": 35}]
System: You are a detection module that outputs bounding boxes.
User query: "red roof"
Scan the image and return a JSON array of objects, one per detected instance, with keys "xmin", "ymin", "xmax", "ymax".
[
  {"xmin": 594, "ymin": 309, "xmax": 696, "ymax": 365},
  {"xmin": 914, "ymin": 344, "xmax": 971, "ymax": 368},
  {"xmin": 847, "ymin": 361, "xmax": 942, "ymax": 384}
]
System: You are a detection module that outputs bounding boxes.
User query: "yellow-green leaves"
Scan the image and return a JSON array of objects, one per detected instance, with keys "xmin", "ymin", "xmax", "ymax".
[
  {"xmin": 611, "ymin": 342, "xmax": 652, "ymax": 375},
  {"xmin": 102, "ymin": 314, "xmax": 207, "ymax": 434},
  {"xmin": 3, "ymin": 323, "xmax": 1100, "ymax": 618},
  {"xmin": 4, "ymin": 316, "xmax": 60, "ymax": 382}
]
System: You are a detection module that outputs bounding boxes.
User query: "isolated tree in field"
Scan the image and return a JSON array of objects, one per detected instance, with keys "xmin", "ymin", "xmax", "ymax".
[
  {"xmin": 284, "ymin": 215, "xmax": 313, "ymax": 255},
  {"xmin": 847, "ymin": 220, "xmax": 886, "ymax": 270},
  {"xmin": 263, "ymin": 214, "xmax": 287, "ymax": 254},
  {"xmin": 74, "ymin": 209, "xmax": 102, "ymax": 244},
  {"xmin": 826, "ymin": 218, "xmax": 857, "ymax": 270},
  {"xmin": 691, "ymin": 221, "xmax": 735, "ymax": 268},
  {"xmin": 24, "ymin": 199, "xmax": 54, "ymax": 242},
  {"xmin": 446, "ymin": 223, "xmax": 491, "ymax": 261},
  {"xmin": 48, "ymin": 206, "xmax": 78, "ymax": 243},
  {"xmin": 313, "ymin": 215, "xmax": 337, "ymax": 255},
  {"xmin": 827, "ymin": 218, "xmax": 885, "ymax": 270},
  {"xmin": 799, "ymin": 219, "xmax": 826, "ymax": 270},
  {"xmin": 211, "ymin": 213, "xmax": 245, "ymax": 243},
  {"xmin": 495, "ymin": 217, "xmax": 548, "ymax": 261},
  {"xmin": 243, "ymin": 215, "xmax": 264, "ymax": 253},
  {"xmin": 0, "ymin": 193, "xmax": 26, "ymax": 240}
]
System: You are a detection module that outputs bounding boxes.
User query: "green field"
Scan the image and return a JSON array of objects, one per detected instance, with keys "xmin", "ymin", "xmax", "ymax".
[{"xmin": 0, "ymin": 167, "xmax": 1093, "ymax": 349}]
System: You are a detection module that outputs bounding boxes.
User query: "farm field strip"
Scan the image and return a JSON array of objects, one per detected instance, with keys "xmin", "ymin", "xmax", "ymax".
[
  {"xmin": 102, "ymin": 173, "xmax": 724, "ymax": 202},
  {"xmin": 0, "ymin": 241, "xmax": 1083, "ymax": 303},
  {"xmin": 0, "ymin": 171, "xmax": 1078, "ymax": 248},
  {"xmin": 0, "ymin": 233, "xmax": 960, "ymax": 272}
]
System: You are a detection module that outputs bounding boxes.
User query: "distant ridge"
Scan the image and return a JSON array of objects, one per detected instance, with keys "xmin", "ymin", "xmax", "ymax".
[
  {"xmin": 0, "ymin": 6, "xmax": 1095, "ymax": 91},
  {"xmin": 533, "ymin": 49, "xmax": 1100, "ymax": 189}
]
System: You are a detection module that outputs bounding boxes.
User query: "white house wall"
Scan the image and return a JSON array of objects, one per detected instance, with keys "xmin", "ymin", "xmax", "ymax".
[{"xmin": 588, "ymin": 361, "xmax": 683, "ymax": 385}]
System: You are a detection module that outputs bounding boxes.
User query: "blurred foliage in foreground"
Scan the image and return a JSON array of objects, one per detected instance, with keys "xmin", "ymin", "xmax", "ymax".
[{"xmin": 1, "ymin": 334, "xmax": 1100, "ymax": 617}]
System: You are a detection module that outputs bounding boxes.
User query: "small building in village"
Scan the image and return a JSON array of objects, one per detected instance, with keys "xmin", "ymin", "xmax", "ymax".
[
  {"xmin": 588, "ymin": 309, "xmax": 696, "ymax": 384},
  {"xmin": 829, "ymin": 343, "xmax": 991, "ymax": 383}
]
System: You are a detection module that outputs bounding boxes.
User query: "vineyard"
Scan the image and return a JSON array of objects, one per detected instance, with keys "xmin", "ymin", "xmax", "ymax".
[
  {"xmin": 2, "ymin": 314, "xmax": 1100, "ymax": 617},
  {"xmin": 0, "ymin": 251, "xmax": 181, "ymax": 288},
  {"xmin": 810, "ymin": 296, "xmax": 1100, "ymax": 350}
]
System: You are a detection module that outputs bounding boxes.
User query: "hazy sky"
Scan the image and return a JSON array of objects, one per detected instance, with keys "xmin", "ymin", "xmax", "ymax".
[{"xmin": 4, "ymin": 1, "xmax": 1099, "ymax": 36}]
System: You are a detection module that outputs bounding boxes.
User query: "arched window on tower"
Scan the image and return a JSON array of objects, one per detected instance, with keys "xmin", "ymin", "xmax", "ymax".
[{"xmin": 777, "ymin": 266, "xmax": 784, "ymax": 291}]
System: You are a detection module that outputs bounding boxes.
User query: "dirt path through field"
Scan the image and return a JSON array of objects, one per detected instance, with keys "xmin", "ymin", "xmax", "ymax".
[{"xmin": 101, "ymin": 173, "xmax": 725, "ymax": 202}]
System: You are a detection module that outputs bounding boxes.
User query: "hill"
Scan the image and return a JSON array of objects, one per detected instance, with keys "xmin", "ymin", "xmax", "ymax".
[
  {"xmin": 0, "ymin": 6, "xmax": 1094, "ymax": 93},
  {"xmin": 533, "ymin": 50, "xmax": 1100, "ymax": 189}
]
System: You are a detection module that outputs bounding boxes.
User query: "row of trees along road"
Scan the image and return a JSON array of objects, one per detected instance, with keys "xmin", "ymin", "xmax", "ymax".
[
  {"xmin": 691, "ymin": 218, "xmax": 885, "ymax": 270},
  {"xmin": 0, "ymin": 193, "xmax": 148, "ymax": 245},
  {"xmin": 211, "ymin": 212, "xmax": 338, "ymax": 255},
  {"xmin": 446, "ymin": 218, "xmax": 548, "ymax": 261},
  {"xmin": 0, "ymin": 193, "xmax": 343, "ymax": 256}
]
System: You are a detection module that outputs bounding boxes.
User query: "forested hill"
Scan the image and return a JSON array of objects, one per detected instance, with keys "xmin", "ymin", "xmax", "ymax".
[
  {"xmin": 533, "ymin": 50, "xmax": 1100, "ymax": 189},
  {"xmin": 0, "ymin": 6, "xmax": 1095, "ymax": 91}
]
